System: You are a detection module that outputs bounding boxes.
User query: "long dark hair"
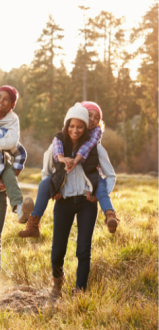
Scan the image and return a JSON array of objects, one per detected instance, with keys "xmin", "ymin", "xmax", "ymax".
[{"xmin": 61, "ymin": 118, "xmax": 90, "ymax": 157}]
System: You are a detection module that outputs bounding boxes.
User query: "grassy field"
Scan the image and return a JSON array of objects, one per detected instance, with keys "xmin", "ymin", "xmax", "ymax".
[{"xmin": 0, "ymin": 172, "xmax": 158, "ymax": 329}]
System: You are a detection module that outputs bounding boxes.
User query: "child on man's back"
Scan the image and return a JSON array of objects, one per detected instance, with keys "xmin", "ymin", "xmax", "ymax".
[{"xmin": 0, "ymin": 85, "xmax": 34, "ymax": 223}]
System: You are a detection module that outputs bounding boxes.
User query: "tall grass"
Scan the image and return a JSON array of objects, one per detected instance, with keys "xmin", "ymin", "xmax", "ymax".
[{"xmin": 0, "ymin": 175, "xmax": 158, "ymax": 329}]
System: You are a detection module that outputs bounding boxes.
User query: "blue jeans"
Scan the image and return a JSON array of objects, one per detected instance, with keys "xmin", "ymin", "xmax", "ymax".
[
  {"xmin": 31, "ymin": 176, "xmax": 51, "ymax": 218},
  {"xmin": 32, "ymin": 175, "xmax": 114, "ymax": 218},
  {"xmin": 95, "ymin": 176, "xmax": 115, "ymax": 214},
  {"xmin": 51, "ymin": 196, "xmax": 97, "ymax": 291}
]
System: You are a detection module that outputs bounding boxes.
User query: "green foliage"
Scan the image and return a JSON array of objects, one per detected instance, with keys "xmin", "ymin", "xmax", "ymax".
[{"xmin": 0, "ymin": 5, "xmax": 157, "ymax": 171}]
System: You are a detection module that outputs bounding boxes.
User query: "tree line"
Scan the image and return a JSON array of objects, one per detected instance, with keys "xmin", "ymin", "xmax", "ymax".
[{"xmin": 0, "ymin": 3, "xmax": 157, "ymax": 171}]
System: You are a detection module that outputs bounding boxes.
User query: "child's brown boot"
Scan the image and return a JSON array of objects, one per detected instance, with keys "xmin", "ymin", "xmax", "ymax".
[
  {"xmin": 105, "ymin": 210, "xmax": 118, "ymax": 233},
  {"xmin": 18, "ymin": 215, "xmax": 40, "ymax": 238},
  {"xmin": 17, "ymin": 197, "xmax": 34, "ymax": 223}
]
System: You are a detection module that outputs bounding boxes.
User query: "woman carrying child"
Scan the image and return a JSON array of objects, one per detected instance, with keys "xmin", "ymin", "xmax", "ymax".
[
  {"xmin": 19, "ymin": 103, "xmax": 119, "ymax": 296},
  {"xmin": 19, "ymin": 101, "xmax": 118, "ymax": 239}
]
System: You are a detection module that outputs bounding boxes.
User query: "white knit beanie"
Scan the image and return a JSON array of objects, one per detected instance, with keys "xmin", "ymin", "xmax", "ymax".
[{"xmin": 64, "ymin": 103, "xmax": 89, "ymax": 127}]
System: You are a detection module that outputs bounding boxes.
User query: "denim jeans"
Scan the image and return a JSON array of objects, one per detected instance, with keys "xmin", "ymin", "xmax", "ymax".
[
  {"xmin": 0, "ymin": 191, "xmax": 8, "ymax": 270},
  {"xmin": 95, "ymin": 176, "xmax": 115, "ymax": 214},
  {"xmin": 32, "ymin": 175, "xmax": 114, "ymax": 218},
  {"xmin": 51, "ymin": 196, "xmax": 97, "ymax": 291},
  {"xmin": 31, "ymin": 176, "xmax": 51, "ymax": 218}
]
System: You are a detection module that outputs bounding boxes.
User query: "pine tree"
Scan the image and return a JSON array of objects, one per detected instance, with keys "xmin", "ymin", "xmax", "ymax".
[
  {"xmin": 78, "ymin": 5, "xmax": 99, "ymax": 100},
  {"xmin": 130, "ymin": 2, "xmax": 158, "ymax": 129},
  {"xmin": 28, "ymin": 15, "xmax": 64, "ymax": 138}
]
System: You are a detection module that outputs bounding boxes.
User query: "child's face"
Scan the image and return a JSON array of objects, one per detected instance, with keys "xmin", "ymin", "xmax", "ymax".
[
  {"xmin": 88, "ymin": 110, "xmax": 100, "ymax": 130},
  {"xmin": 0, "ymin": 91, "xmax": 13, "ymax": 118}
]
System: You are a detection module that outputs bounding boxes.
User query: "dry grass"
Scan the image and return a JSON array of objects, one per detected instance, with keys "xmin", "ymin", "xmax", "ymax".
[{"xmin": 0, "ymin": 175, "xmax": 158, "ymax": 329}]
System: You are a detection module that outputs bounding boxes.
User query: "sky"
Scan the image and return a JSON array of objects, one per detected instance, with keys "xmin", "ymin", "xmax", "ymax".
[{"xmin": 0, "ymin": 0, "xmax": 155, "ymax": 79}]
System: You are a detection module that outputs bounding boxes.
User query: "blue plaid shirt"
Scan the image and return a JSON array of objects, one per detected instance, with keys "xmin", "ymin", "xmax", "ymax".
[
  {"xmin": 0, "ymin": 128, "xmax": 27, "ymax": 175},
  {"xmin": 53, "ymin": 126, "xmax": 102, "ymax": 162}
]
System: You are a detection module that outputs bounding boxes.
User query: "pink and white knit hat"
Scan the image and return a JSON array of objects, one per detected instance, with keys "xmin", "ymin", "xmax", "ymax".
[{"xmin": 81, "ymin": 101, "xmax": 102, "ymax": 120}]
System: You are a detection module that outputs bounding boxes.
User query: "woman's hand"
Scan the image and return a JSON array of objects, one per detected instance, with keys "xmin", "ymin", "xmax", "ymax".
[
  {"xmin": 86, "ymin": 192, "xmax": 98, "ymax": 203},
  {"xmin": 53, "ymin": 192, "xmax": 63, "ymax": 201},
  {"xmin": 0, "ymin": 179, "xmax": 6, "ymax": 191}
]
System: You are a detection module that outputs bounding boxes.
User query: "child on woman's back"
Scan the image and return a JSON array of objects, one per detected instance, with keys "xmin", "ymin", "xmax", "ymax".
[
  {"xmin": 19, "ymin": 102, "xmax": 119, "ymax": 238},
  {"xmin": 53, "ymin": 101, "xmax": 119, "ymax": 233}
]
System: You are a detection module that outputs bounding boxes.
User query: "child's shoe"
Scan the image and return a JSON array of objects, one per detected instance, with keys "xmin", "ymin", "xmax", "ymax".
[
  {"xmin": 18, "ymin": 215, "xmax": 40, "ymax": 238},
  {"xmin": 17, "ymin": 197, "xmax": 34, "ymax": 223},
  {"xmin": 105, "ymin": 210, "xmax": 119, "ymax": 233}
]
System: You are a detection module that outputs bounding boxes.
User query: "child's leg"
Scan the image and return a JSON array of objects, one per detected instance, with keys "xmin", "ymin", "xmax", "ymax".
[
  {"xmin": 95, "ymin": 176, "xmax": 118, "ymax": 233},
  {"xmin": 1, "ymin": 162, "xmax": 34, "ymax": 223},
  {"xmin": 95, "ymin": 176, "xmax": 115, "ymax": 214},
  {"xmin": 31, "ymin": 175, "xmax": 51, "ymax": 218},
  {"xmin": 18, "ymin": 175, "xmax": 51, "ymax": 238},
  {"xmin": 1, "ymin": 162, "xmax": 23, "ymax": 211}
]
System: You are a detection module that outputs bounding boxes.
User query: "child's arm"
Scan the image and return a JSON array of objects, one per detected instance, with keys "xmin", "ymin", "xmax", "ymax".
[
  {"xmin": 52, "ymin": 136, "xmax": 64, "ymax": 162},
  {"xmin": 0, "ymin": 113, "xmax": 19, "ymax": 150},
  {"xmin": 9, "ymin": 143, "xmax": 27, "ymax": 175},
  {"xmin": 75, "ymin": 126, "xmax": 102, "ymax": 164},
  {"xmin": 52, "ymin": 137, "xmax": 74, "ymax": 171}
]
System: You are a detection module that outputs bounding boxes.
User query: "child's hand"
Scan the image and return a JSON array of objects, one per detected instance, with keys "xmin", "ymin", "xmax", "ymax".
[
  {"xmin": 0, "ymin": 179, "xmax": 6, "ymax": 191},
  {"xmin": 66, "ymin": 159, "xmax": 78, "ymax": 173},
  {"xmin": 63, "ymin": 157, "xmax": 75, "ymax": 173}
]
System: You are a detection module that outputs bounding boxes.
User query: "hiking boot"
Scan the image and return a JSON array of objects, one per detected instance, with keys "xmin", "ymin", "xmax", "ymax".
[
  {"xmin": 18, "ymin": 215, "xmax": 40, "ymax": 238},
  {"xmin": 105, "ymin": 210, "xmax": 119, "ymax": 233},
  {"xmin": 51, "ymin": 276, "xmax": 65, "ymax": 301},
  {"xmin": 17, "ymin": 197, "xmax": 34, "ymax": 224}
]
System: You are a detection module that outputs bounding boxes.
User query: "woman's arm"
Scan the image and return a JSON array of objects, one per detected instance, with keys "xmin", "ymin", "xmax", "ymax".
[
  {"xmin": 41, "ymin": 144, "xmax": 53, "ymax": 180},
  {"xmin": 97, "ymin": 144, "xmax": 116, "ymax": 194}
]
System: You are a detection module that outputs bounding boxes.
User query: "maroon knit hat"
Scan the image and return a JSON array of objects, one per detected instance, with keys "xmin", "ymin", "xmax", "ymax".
[
  {"xmin": 81, "ymin": 101, "xmax": 102, "ymax": 120},
  {"xmin": 0, "ymin": 85, "xmax": 19, "ymax": 106}
]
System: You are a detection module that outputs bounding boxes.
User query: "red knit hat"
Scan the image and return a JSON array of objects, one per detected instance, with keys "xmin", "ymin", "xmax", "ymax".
[
  {"xmin": 81, "ymin": 101, "xmax": 102, "ymax": 120},
  {"xmin": 0, "ymin": 85, "xmax": 19, "ymax": 107}
]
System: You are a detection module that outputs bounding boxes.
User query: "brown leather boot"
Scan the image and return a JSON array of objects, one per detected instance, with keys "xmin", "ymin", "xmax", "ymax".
[
  {"xmin": 18, "ymin": 215, "xmax": 41, "ymax": 238},
  {"xmin": 51, "ymin": 276, "xmax": 65, "ymax": 300},
  {"xmin": 105, "ymin": 210, "xmax": 118, "ymax": 233}
]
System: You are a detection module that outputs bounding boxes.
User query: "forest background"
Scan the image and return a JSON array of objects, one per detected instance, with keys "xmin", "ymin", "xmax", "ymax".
[{"xmin": 0, "ymin": 1, "xmax": 158, "ymax": 173}]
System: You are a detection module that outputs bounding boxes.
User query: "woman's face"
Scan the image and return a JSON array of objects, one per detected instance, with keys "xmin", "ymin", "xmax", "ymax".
[
  {"xmin": 88, "ymin": 110, "xmax": 100, "ymax": 130},
  {"xmin": 68, "ymin": 118, "xmax": 85, "ymax": 144},
  {"xmin": 0, "ymin": 91, "xmax": 13, "ymax": 118}
]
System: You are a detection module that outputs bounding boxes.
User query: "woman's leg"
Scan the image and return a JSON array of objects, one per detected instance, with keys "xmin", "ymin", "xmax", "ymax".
[
  {"xmin": 0, "ymin": 191, "xmax": 8, "ymax": 270},
  {"xmin": 51, "ymin": 198, "xmax": 76, "ymax": 278},
  {"xmin": 76, "ymin": 197, "xmax": 98, "ymax": 291},
  {"xmin": 31, "ymin": 176, "xmax": 51, "ymax": 218},
  {"xmin": 95, "ymin": 176, "xmax": 115, "ymax": 213}
]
